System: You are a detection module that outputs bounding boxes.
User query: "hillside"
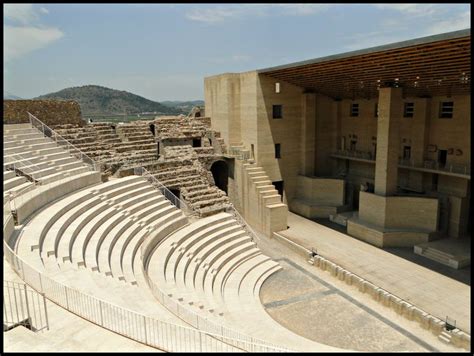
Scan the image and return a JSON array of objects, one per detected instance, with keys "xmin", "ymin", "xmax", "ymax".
[
  {"xmin": 4, "ymin": 91, "xmax": 22, "ymax": 100},
  {"xmin": 161, "ymin": 100, "xmax": 204, "ymax": 113},
  {"xmin": 34, "ymin": 85, "xmax": 180, "ymax": 116}
]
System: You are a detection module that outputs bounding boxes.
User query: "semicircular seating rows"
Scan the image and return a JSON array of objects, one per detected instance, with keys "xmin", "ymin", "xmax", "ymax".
[
  {"xmin": 15, "ymin": 175, "xmax": 190, "ymax": 325},
  {"xmin": 7, "ymin": 123, "xmax": 339, "ymax": 351},
  {"xmin": 4, "ymin": 124, "xmax": 94, "ymax": 197},
  {"xmin": 143, "ymin": 213, "xmax": 340, "ymax": 351}
]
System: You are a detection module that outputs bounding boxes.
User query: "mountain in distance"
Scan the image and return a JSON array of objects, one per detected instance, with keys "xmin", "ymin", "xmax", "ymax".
[
  {"xmin": 34, "ymin": 85, "xmax": 182, "ymax": 116},
  {"xmin": 4, "ymin": 91, "xmax": 22, "ymax": 100},
  {"xmin": 161, "ymin": 100, "xmax": 204, "ymax": 114}
]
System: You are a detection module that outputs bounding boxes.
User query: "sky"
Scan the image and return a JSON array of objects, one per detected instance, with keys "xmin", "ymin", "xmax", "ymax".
[{"xmin": 3, "ymin": 3, "xmax": 471, "ymax": 101}]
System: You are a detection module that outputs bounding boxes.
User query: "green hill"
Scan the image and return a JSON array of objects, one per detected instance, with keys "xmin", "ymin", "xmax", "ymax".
[{"xmin": 34, "ymin": 85, "xmax": 180, "ymax": 116}]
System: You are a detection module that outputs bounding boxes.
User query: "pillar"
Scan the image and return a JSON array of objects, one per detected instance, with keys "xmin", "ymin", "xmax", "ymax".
[
  {"xmin": 374, "ymin": 87, "xmax": 403, "ymax": 196},
  {"xmin": 408, "ymin": 98, "xmax": 431, "ymax": 192},
  {"xmin": 301, "ymin": 93, "xmax": 316, "ymax": 176}
]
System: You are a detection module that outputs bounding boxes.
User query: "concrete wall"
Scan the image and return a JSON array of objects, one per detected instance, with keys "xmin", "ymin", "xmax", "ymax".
[
  {"xmin": 358, "ymin": 191, "xmax": 439, "ymax": 232},
  {"xmin": 295, "ymin": 176, "xmax": 345, "ymax": 206},
  {"xmin": 204, "ymin": 73, "xmax": 243, "ymax": 145},
  {"xmin": 204, "ymin": 70, "xmax": 470, "ymax": 243},
  {"xmin": 257, "ymin": 74, "xmax": 304, "ymax": 204},
  {"xmin": 426, "ymin": 95, "xmax": 471, "ymax": 167},
  {"xmin": 3, "ymin": 100, "xmax": 84, "ymax": 127},
  {"xmin": 339, "ymin": 98, "xmax": 378, "ymax": 156}
]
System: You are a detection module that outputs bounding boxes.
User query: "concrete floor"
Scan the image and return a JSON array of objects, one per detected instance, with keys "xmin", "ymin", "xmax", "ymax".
[
  {"xmin": 314, "ymin": 217, "xmax": 471, "ymax": 285},
  {"xmin": 3, "ymin": 258, "xmax": 159, "ymax": 353},
  {"xmin": 279, "ymin": 212, "xmax": 470, "ymax": 334},
  {"xmin": 256, "ymin": 234, "xmax": 464, "ymax": 352}
]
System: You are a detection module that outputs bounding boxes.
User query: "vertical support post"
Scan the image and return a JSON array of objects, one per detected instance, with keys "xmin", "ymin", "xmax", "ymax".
[
  {"xmin": 199, "ymin": 331, "xmax": 202, "ymax": 352},
  {"xmin": 100, "ymin": 300, "xmax": 104, "ymax": 325},
  {"xmin": 39, "ymin": 273, "xmax": 43, "ymax": 293},
  {"xmin": 42, "ymin": 293, "xmax": 49, "ymax": 330},
  {"xmin": 64, "ymin": 286, "xmax": 69, "ymax": 309},
  {"xmin": 23, "ymin": 284, "xmax": 32, "ymax": 326},
  {"xmin": 143, "ymin": 315, "xmax": 147, "ymax": 344}
]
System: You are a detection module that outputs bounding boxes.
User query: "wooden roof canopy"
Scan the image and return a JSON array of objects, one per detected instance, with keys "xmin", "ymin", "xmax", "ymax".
[{"xmin": 257, "ymin": 29, "xmax": 471, "ymax": 100}]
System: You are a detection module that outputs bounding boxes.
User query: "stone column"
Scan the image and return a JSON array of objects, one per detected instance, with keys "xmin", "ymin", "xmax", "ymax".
[
  {"xmin": 301, "ymin": 92, "xmax": 317, "ymax": 176},
  {"xmin": 408, "ymin": 98, "xmax": 431, "ymax": 191},
  {"xmin": 374, "ymin": 87, "xmax": 403, "ymax": 196}
]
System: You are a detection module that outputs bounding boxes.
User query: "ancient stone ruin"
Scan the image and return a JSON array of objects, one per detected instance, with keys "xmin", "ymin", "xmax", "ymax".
[{"xmin": 51, "ymin": 109, "xmax": 230, "ymax": 217}]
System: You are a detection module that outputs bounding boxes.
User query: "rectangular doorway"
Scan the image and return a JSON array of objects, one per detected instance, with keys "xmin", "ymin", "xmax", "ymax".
[
  {"xmin": 192, "ymin": 138, "xmax": 201, "ymax": 147},
  {"xmin": 272, "ymin": 181, "xmax": 284, "ymax": 202},
  {"xmin": 438, "ymin": 150, "xmax": 447, "ymax": 168}
]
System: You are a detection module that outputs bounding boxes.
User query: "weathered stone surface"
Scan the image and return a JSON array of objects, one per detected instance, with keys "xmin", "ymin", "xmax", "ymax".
[{"xmin": 3, "ymin": 100, "xmax": 84, "ymax": 126}]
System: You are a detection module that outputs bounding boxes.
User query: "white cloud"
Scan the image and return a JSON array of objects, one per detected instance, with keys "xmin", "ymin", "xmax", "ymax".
[
  {"xmin": 372, "ymin": 4, "xmax": 439, "ymax": 16},
  {"xmin": 3, "ymin": 4, "xmax": 63, "ymax": 63},
  {"xmin": 185, "ymin": 4, "xmax": 333, "ymax": 24},
  {"xmin": 423, "ymin": 10, "xmax": 470, "ymax": 35},
  {"xmin": 343, "ymin": 31, "xmax": 409, "ymax": 51},
  {"xmin": 4, "ymin": 25, "xmax": 64, "ymax": 62},
  {"xmin": 274, "ymin": 4, "xmax": 331, "ymax": 16},
  {"xmin": 185, "ymin": 7, "xmax": 244, "ymax": 24},
  {"xmin": 344, "ymin": 5, "xmax": 470, "ymax": 51},
  {"xmin": 4, "ymin": 4, "xmax": 38, "ymax": 24}
]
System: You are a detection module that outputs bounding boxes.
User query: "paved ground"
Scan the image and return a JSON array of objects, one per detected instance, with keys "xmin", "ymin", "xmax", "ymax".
[
  {"xmin": 314, "ymin": 217, "xmax": 471, "ymax": 285},
  {"xmin": 3, "ymin": 259, "xmax": 159, "ymax": 352},
  {"xmin": 278, "ymin": 212, "xmax": 471, "ymax": 333},
  {"xmin": 256, "ymin": 234, "xmax": 465, "ymax": 352}
]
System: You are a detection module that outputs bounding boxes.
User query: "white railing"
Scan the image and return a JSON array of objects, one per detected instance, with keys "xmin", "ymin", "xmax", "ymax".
[
  {"xmin": 133, "ymin": 167, "xmax": 260, "ymax": 243},
  {"xmin": 4, "ymin": 152, "xmax": 44, "ymax": 183},
  {"xmin": 2, "ymin": 221, "xmax": 286, "ymax": 352},
  {"xmin": 28, "ymin": 112, "xmax": 100, "ymax": 172},
  {"xmin": 140, "ymin": 267, "xmax": 288, "ymax": 352},
  {"xmin": 133, "ymin": 169, "xmax": 289, "ymax": 352},
  {"xmin": 133, "ymin": 166, "xmax": 195, "ymax": 217},
  {"xmin": 333, "ymin": 150, "xmax": 374, "ymax": 161},
  {"xmin": 228, "ymin": 146, "xmax": 251, "ymax": 161},
  {"xmin": 225, "ymin": 203, "xmax": 260, "ymax": 243},
  {"xmin": 4, "ymin": 280, "xmax": 49, "ymax": 332},
  {"xmin": 398, "ymin": 158, "xmax": 471, "ymax": 176}
]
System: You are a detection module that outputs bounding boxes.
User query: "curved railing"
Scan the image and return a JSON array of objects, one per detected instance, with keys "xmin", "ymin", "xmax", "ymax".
[
  {"xmin": 133, "ymin": 166, "xmax": 260, "ymax": 243},
  {"xmin": 136, "ymin": 170, "xmax": 288, "ymax": 352},
  {"xmin": 2, "ymin": 196, "xmax": 287, "ymax": 352}
]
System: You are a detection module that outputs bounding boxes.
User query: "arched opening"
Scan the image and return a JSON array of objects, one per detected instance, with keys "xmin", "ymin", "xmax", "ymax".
[
  {"xmin": 210, "ymin": 160, "xmax": 229, "ymax": 194},
  {"xmin": 149, "ymin": 123, "xmax": 155, "ymax": 136}
]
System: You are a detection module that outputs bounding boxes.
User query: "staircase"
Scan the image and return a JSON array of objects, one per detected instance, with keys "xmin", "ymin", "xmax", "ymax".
[{"xmin": 438, "ymin": 330, "xmax": 452, "ymax": 344}]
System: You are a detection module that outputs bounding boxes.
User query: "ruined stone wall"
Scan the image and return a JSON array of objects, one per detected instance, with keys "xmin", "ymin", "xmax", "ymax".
[{"xmin": 3, "ymin": 100, "xmax": 84, "ymax": 127}]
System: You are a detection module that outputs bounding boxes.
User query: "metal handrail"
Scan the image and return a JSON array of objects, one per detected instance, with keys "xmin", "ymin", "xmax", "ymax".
[
  {"xmin": 2, "ymin": 202, "xmax": 288, "ymax": 352},
  {"xmin": 27, "ymin": 112, "xmax": 100, "ymax": 172},
  {"xmin": 133, "ymin": 166, "xmax": 195, "ymax": 217},
  {"xmin": 132, "ymin": 167, "xmax": 291, "ymax": 351},
  {"xmin": 3, "ymin": 280, "xmax": 49, "ymax": 332},
  {"xmin": 5, "ymin": 152, "xmax": 43, "ymax": 182}
]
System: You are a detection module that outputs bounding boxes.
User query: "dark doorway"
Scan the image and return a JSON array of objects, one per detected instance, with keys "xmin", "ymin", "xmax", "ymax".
[
  {"xmin": 157, "ymin": 142, "xmax": 160, "ymax": 157},
  {"xmin": 169, "ymin": 188, "xmax": 181, "ymax": 209},
  {"xmin": 195, "ymin": 111, "xmax": 201, "ymax": 117},
  {"xmin": 149, "ymin": 124, "xmax": 155, "ymax": 136},
  {"xmin": 193, "ymin": 138, "xmax": 201, "ymax": 147},
  {"xmin": 210, "ymin": 160, "xmax": 229, "ymax": 194},
  {"xmin": 432, "ymin": 174, "xmax": 439, "ymax": 191},
  {"xmin": 438, "ymin": 150, "xmax": 447, "ymax": 168},
  {"xmin": 372, "ymin": 143, "xmax": 377, "ymax": 160},
  {"xmin": 403, "ymin": 146, "xmax": 411, "ymax": 160},
  {"xmin": 350, "ymin": 140, "xmax": 357, "ymax": 151},
  {"xmin": 272, "ymin": 181, "xmax": 284, "ymax": 202}
]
